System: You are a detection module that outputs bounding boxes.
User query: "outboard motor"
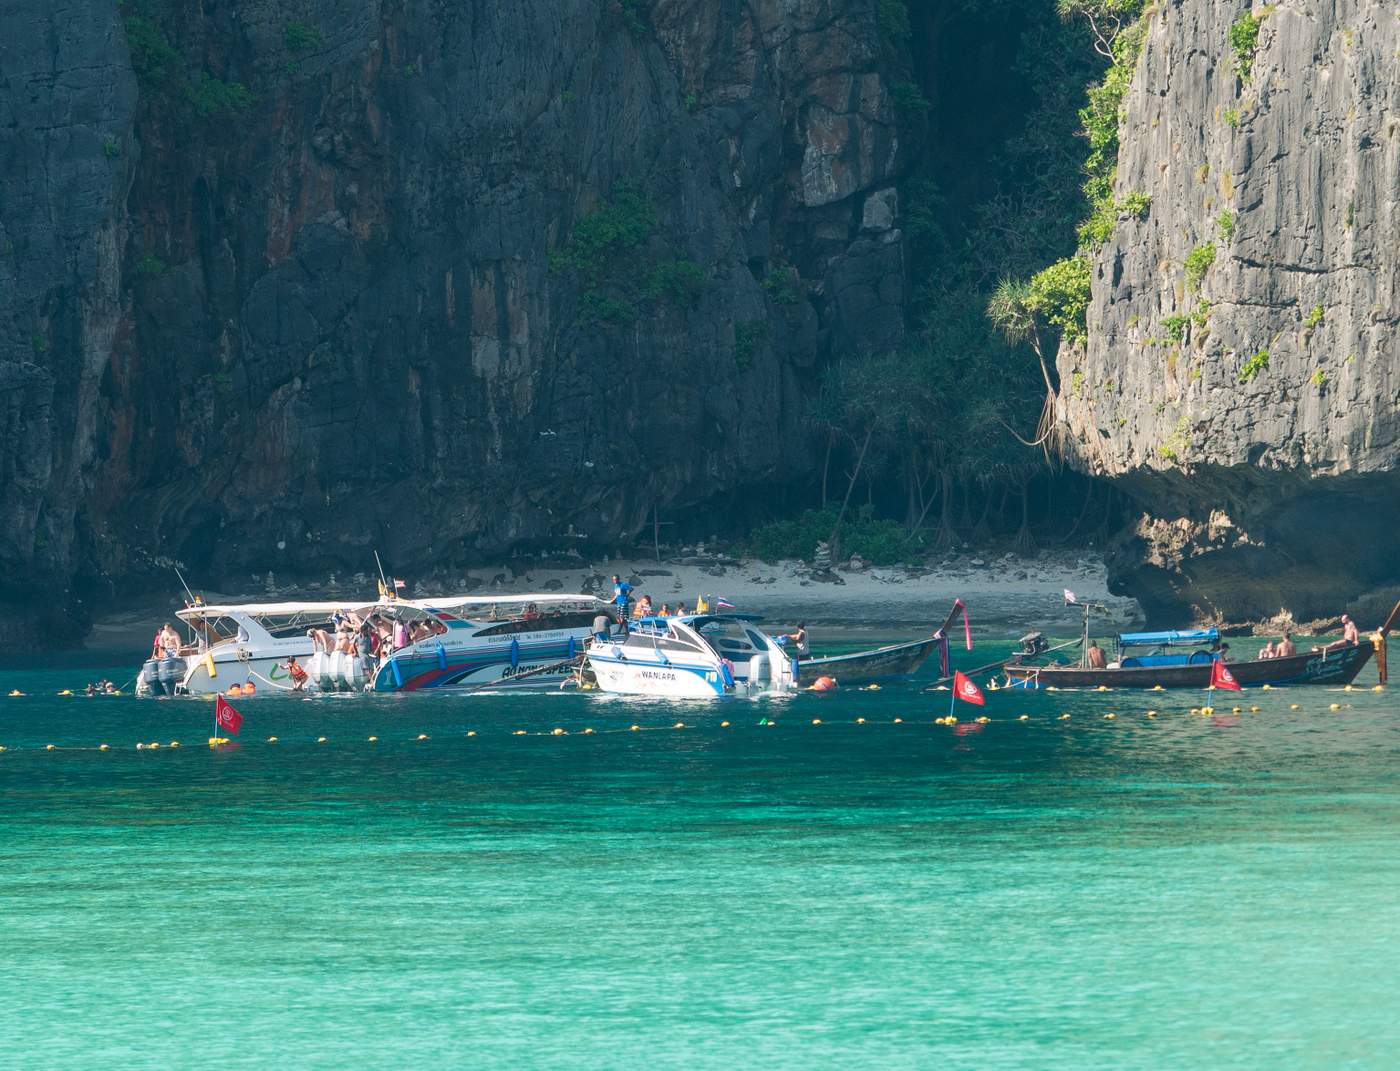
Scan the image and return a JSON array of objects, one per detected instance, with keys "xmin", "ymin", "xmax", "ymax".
[
  {"xmin": 157, "ymin": 656, "xmax": 180, "ymax": 695},
  {"xmin": 140, "ymin": 659, "xmax": 162, "ymax": 695},
  {"xmin": 1018, "ymin": 632, "xmax": 1048, "ymax": 657}
]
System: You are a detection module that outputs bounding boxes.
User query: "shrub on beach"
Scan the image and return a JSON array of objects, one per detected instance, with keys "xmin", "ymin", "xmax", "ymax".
[{"xmin": 743, "ymin": 508, "xmax": 917, "ymax": 566}]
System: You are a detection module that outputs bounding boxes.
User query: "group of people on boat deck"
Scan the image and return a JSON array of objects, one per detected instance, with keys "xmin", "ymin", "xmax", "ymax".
[
  {"xmin": 1259, "ymin": 633, "xmax": 1297, "ymax": 659},
  {"xmin": 150, "ymin": 622, "xmax": 184, "ymax": 659},
  {"xmin": 306, "ymin": 609, "xmax": 446, "ymax": 660}
]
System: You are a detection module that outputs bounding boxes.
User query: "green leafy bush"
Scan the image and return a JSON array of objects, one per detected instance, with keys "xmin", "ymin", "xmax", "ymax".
[
  {"xmin": 1216, "ymin": 209, "xmax": 1235, "ymax": 240},
  {"xmin": 763, "ymin": 269, "xmax": 801, "ymax": 306},
  {"xmin": 1230, "ymin": 12, "xmax": 1263, "ymax": 80},
  {"xmin": 734, "ymin": 321, "xmax": 767, "ymax": 369},
  {"xmin": 1027, "ymin": 256, "xmax": 1093, "ymax": 344},
  {"xmin": 284, "ymin": 21, "xmax": 323, "ymax": 53},
  {"xmin": 1162, "ymin": 314, "xmax": 1188, "ymax": 343},
  {"xmin": 744, "ymin": 508, "xmax": 913, "ymax": 566},
  {"xmin": 1120, "ymin": 191, "xmax": 1152, "ymax": 219},
  {"xmin": 124, "ymin": 16, "xmax": 181, "ymax": 88},
  {"xmin": 877, "ymin": 0, "xmax": 911, "ymax": 45},
  {"xmin": 1239, "ymin": 348, "xmax": 1270, "ymax": 382},
  {"xmin": 1303, "ymin": 303, "xmax": 1324, "ymax": 329},
  {"xmin": 136, "ymin": 254, "xmax": 167, "ymax": 277},
  {"xmin": 642, "ymin": 260, "xmax": 706, "ymax": 307},
  {"xmin": 1184, "ymin": 242, "xmax": 1216, "ymax": 291},
  {"xmin": 187, "ymin": 74, "xmax": 255, "ymax": 118},
  {"xmin": 892, "ymin": 81, "xmax": 930, "ymax": 119},
  {"xmin": 1311, "ymin": 368, "xmax": 1327, "ymax": 386}
]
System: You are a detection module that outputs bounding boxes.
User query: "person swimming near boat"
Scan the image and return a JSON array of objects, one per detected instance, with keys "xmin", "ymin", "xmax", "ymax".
[
  {"xmin": 1085, "ymin": 640, "xmax": 1107, "ymax": 669},
  {"xmin": 285, "ymin": 655, "xmax": 309, "ymax": 691},
  {"xmin": 781, "ymin": 624, "xmax": 811, "ymax": 658}
]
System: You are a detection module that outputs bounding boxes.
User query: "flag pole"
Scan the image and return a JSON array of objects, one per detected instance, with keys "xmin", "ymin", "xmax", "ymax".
[{"xmin": 948, "ymin": 681, "xmax": 956, "ymax": 721}]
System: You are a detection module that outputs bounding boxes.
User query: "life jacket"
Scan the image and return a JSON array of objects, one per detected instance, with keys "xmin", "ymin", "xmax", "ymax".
[{"xmin": 288, "ymin": 661, "xmax": 309, "ymax": 683}]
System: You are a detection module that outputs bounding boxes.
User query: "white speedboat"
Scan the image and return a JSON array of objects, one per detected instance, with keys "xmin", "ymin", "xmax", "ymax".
[
  {"xmin": 585, "ymin": 613, "xmax": 797, "ymax": 698},
  {"xmin": 135, "ymin": 600, "xmax": 389, "ymax": 696},
  {"xmin": 368, "ymin": 595, "xmax": 614, "ymax": 692}
]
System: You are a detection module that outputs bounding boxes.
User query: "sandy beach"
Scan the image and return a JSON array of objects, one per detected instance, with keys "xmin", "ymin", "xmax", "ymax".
[{"xmin": 87, "ymin": 549, "xmax": 1142, "ymax": 651}]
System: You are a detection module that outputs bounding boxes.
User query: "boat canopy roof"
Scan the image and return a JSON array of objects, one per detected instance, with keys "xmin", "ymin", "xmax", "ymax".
[
  {"xmin": 413, "ymin": 593, "xmax": 603, "ymax": 611},
  {"xmin": 1118, "ymin": 628, "xmax": 1220, "ymax": 648},
  {"xmin": 645, "ymin": 612, "xmax": 763, "ymax": 628},
  {"xmin": 177, "ymin": 600, "xmax": 382, "ymax": 620}
]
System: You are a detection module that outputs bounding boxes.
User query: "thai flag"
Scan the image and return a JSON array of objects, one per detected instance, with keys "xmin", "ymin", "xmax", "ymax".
[
  {"xmin": 1063, "ymin": 589, "xmax": 1078, "ymax": 605},
  {"xmin": 393, "ymin": 578, "xmax": 406, "ymax": 590},
  {"xmin": 716, "ymin": 597, "xmax": 735, "ymax": 609}
]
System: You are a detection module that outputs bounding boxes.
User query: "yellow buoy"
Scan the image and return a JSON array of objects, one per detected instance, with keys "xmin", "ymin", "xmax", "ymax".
[
  {"xmin": 8, "ymin": 690, "xmax": 24, "ymax": 697},
  {"xmin": 720, "ymin": 720, "xmax": 730, "ymax": 728},
  {"xmin": 46, "ymin": 744, "xmax": 56, "ymax": 750},
  {"xmin": 148, "ymin": 742, "xmax": 160, "ymax": 749},
  {"xmin": 1344, "ymin": 685, "xmax": 1354, "ymax": 692},
  {"xmin": 551, "ymin": 728, "xmax": 565, "ymax": 736},
  {"xmin": 99, "ymin": 743, "xmax": 109, "ymax": 751},
  {"xmin": 267, "ymin": 736, "xmax": 279, "ymax": 743},
  {"xmin": 317, "ymin": 736, "xmax": 327, "ymax": 743},
  {"xmin": 1018, "ymin": 714, "xmax": 1029, "ymax": 721},
  {"xmin": 1058, "ymin": 713, "xmax": 1071, "ymax": 720},
  {"xmin": 417, "ymin": 733, "xmax": 430, "ymax": 740},
  {"xmin": 1250, "ymin": 706, "xmax": 1260, "ymax": 713},
  {"xmin": 1328, "ymin": 703, "xmax": 1341, "ymax": 711},
  {"xmin": 1152, "ymin": 685, "xmax": 1164, "ymax": 691},
  {"xmin": 170, "ymin": 741, "xmax": 180, "ymax": 748},
  {"xmin": 856, "ymin": 717, "xmax": 866, "ymax": 724},
  {"xmin": 466, "ymin": 730, "xmax": 477, "ymax": 737},
  {"xmin": 582, "ymin": 728, "xmax": 595, "ymax": 735},
  {"xmin": 1096, "ymin": 685, "xmax": 1110, "ymax": 692},
  {"xmin": 1231, "ymin": 707, "xmax": 1242, "ymax": 714},
  {"xmin": 207, "ymin": 737, "xmax": 229, "ymax": 746},
  {"xmin": 1373, "ymin": 685, "xmax": 1384, "ymax": 692},
  {"xmin": 1147, "ymin": 711, "xmax": 1157, "ymax": 718},
  {"xmin": 629, "ymin": 725, "xmax": 640, "ymax": 732},
  {"xmin": 866, "ymin": 684, "xmax": 881, "ymax": 691},
  {"xmin": 1290, "ymin": 703, "xmax": 1299, "ymax": 710},
  {"xmin": 1201, "ymin": 706, "xmax": 1214, "ymax": 715},
  {"xmin": 513, "ymin": 730, "xmax": 527, "ymax": 736},
  {"xmin": 1103, "ymin": 713, "xmax": 1116, "ymax": 720},
  {"xmin": 976, "ymin": 716, "xmax": 990, "ymax": 724},
  {"xmin": 673, "ymin": 721, "xmax": 685, "ymax": 729},
  {"xmin": 368, "ymin": 735, "xmax": 379, "ymax": 742},
  {"xmin": 58, "ymin": 689, "xmax": 72, "ymax": 696},
  {"xmin": 1262, "ymin": 684, "xmax": 1272, "ymax": 690},
  {"xmin": 1046, "ymin": 686, "xmax": 1058, "ymax": 692},
  {"xmin": 812, "ymin": 718, "xmax": 822, "ymax": 725},
  {"xmin": 893, "ymin": 717, "xmax": 903, "ymax": 724}
]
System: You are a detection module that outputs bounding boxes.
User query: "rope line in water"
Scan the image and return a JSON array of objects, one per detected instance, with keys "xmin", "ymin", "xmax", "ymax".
[{"xmin": 0, "ymin": 699, "xmax": 1372, "ymax": 753}]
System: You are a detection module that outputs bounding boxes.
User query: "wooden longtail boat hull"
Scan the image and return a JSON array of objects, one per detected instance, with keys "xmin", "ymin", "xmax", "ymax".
[
  {"xmin": 796, "ymin": 636, "xmax": 941, "ymax": 687},
  {"xmin": 1003, "ymin": 641, "xmax": 1375, "ymax": 689}
]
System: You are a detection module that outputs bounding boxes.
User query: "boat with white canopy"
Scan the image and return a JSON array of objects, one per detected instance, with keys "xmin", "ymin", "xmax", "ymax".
[
  {"xmin": 367, "ymin": 594, "xmax": 614, "ymax": 692},
  {"xmin": 584, "ymin": 613, "xmax": 797, "ymax": 698}
]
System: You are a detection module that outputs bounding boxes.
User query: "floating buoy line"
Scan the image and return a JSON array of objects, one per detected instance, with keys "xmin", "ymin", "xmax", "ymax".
[{"xmin": 0, "ymin": 695, "xmax": 1374, "ymax": 754}]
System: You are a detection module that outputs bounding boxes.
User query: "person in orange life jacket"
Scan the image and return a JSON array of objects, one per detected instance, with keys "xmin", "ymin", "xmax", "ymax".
[{"xmin": 285, "ymin": 655, "xmax": 310, "ymax": 691}]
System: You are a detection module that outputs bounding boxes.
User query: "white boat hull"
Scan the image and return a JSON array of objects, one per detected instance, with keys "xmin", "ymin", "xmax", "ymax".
[{"xmin": 588, "ymin": 656, "xmax": 729, "ymax": 699}]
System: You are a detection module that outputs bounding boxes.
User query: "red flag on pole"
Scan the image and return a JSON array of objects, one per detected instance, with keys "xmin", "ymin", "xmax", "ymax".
[
  {"xmin": 1209, "ymin": 660, "xmax": 1242, "ymax": 692},
  {"xmin": 215, "ymin": 694, "xmax": 244, "ymax": 734},
  {"xmin": 953, "ymin": 670, "xmax": 986, "ymax": 706}
]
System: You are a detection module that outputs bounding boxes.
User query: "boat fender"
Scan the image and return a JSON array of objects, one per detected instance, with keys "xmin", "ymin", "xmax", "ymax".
[
  {"xmin": 390, "ymin": 657, "xmax": 403, "ymax": 688},
  {"xmin": 204, "ymin": 652, "xmax": 217, "ymax": 679},
  {"xmin": 436, "ymin": 641, "xmax": 447, "ymax": 671},
  {"xmin": 720, "ymin": 660, "xmax": 736, "ymax": 689},
  {"xmin": 510, "ymin": 638, "xmax": 520, "ymax": 669},
  {"xmin": 810, "ymin": 676, "xmax": 837, "ymax": 692},
  {"xmin": 567, "ymin": 636, "xmax": 576, "ymax": 659}
]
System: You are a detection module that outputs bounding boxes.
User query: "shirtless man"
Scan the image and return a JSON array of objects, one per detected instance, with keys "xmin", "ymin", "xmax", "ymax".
[
  {"xmin": 1085, "ymin": 640, "xmax": 1107, "ymax": 669},
  {"xmin": 158, "ymin": 622, "xmax": 182, "ymax": 657},
  {"xmin": 1276, "ymin": 632, "xmax": 1296, "ymax": 657},
  {"xmin": 1340, "ymin": 614, "xmax": 1360, "ymax": 645}
]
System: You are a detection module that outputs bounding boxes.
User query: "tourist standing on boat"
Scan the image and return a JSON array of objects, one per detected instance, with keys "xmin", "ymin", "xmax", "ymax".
[
  {"xmin": 158, "ymin": 622, "xmax": 182, "ymax": 657},
  {"xmin": 782, "ymin": 624, "xmax": 811, "ymax": 658},
  {"xmin": 612, "ymin": 575, "xmax": 633, "ymax": 618},
  {"xmin": 633, "ymin": 595, "xmax": 653, "ymax": 619},
  {"xmin": 1085, "ymin": 640, "xmax": 1107, "ymax": 669},
  {"xmin": 356, "ymin": 620, "xmax": 377, "ymax": 674},
  {"xmin": 1277, "ymin": 632, "xmax": 1296, "ymax": 657}
]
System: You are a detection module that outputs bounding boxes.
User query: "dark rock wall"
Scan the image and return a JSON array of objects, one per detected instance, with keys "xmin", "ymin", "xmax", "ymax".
[
  {"xmin": 0, "ymin": 0, "xmax": 906, "ymax": 633},
  {"xmin": 1059, "ymin": 1, "xmax": 1400, "ymax": 625}
]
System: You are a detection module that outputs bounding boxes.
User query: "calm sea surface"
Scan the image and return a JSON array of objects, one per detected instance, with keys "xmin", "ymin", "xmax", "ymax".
[{"xmin": 2, "ymin": 639, "xmax": 1397, "ymax": 1070}]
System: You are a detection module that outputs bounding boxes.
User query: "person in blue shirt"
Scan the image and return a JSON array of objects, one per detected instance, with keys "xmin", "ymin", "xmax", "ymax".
[{"xmin": 611, "ymin": 575, "xmax": 633, "ymax": 616}]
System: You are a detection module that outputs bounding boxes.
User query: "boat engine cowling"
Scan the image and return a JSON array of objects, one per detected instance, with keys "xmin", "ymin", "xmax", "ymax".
[
  {"xmin": 748, "ymin": 653, "xmax": 770, "ymax": 685},
  {"xmin": 1018, "ymin": 632, "xmax": 1048, "ymax": 657}
]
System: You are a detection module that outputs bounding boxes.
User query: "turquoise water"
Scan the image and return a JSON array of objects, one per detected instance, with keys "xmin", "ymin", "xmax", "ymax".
[{"xmin": 2, "ymin": 641, "xmax": 1397, "ymax": 1069}]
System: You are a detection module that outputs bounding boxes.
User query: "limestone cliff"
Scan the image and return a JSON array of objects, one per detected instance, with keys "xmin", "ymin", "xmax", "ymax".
[
  {"xmin": 0, "ymin": 0, "xmax": 906, "ymax": 638},
  {"xmin": 1060, "ymin": 0, "xmax": 1400, "ymax": 624}
]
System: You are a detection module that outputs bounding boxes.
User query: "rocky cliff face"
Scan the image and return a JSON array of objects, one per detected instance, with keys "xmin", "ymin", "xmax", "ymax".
[
  {"xmin": 0, "ymin": 0, "xmax": 906, "ymax": 639},
  {"xmin": 1060, "ymin": 0, "xmax": 1400, "ymax": 625}
]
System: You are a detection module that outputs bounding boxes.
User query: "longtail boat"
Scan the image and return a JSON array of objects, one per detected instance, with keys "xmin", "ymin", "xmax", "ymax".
[
  {"xmin": 794, "ymin": 599, "xmax": 971, "ymax": 688},
  {"xmin": 1001, "ymin": 599, "xmax": 1399, "ymax": 690}
]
